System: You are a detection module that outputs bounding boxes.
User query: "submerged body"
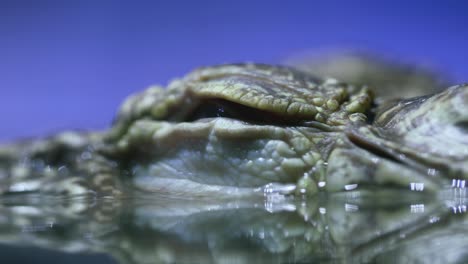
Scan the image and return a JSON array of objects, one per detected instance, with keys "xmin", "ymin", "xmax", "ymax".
[{"xmin": 0, "ymin": 63, "xmax": 467, "ymax": 198}]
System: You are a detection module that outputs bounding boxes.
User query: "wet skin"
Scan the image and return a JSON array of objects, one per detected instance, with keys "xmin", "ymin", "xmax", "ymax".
[
  {"xmin": 0, "ymin": 63, "xmax": 467, "ymax": 198},
  {"xmin": 0, "ymin": 59, "xmax": 468, "ymax": 264}
]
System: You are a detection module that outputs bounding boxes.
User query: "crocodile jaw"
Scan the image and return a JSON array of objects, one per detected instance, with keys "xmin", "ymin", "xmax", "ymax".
[{"xmin": 121, "ymin": 118, "xmax": 336, "ymax": 196}]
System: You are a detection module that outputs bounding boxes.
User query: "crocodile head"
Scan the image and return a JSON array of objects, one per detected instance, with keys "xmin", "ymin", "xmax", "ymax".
[
  {"xmin": 107, "ymin": 64, "xmax": 468, "ymax": 197},
  {"xmin": 1, "ymin": 62, "xmax": 466, "ymax": 198},
  {"xmin": 107, "ymin": 64, "xmax": 372, "ymax": 196}
]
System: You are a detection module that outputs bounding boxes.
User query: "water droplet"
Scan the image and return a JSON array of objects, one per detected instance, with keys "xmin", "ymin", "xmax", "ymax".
[
  {"xmin": 344, "ymin": 183, "xmax": 358, "ymax": 191},
  {"xmin": 345, "ymin": 203, "xmax": 359, "ymax": 212},
  {"xmin": 410, "ymin": 182, "xmax": 424, "ymax": 191},
  {"xmin": 319, "ymin": 207, "xmax": 326, "ymax": 214},
  {"xmin": 410, "ymin": 204, "xmax": 425, "ymax": 213},
  {"xmin": 427, "ymin": 168, "xmax": 437, "ymax": 176}
]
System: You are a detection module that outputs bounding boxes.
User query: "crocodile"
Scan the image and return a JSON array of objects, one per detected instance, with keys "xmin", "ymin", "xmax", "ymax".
[
  {"xmin": 0, "ymin": 56, "xmax": 468, "ymax": 264},
  {"xmin": 0, "ymin": 62, "xmax": 467, "ymax": 199}
]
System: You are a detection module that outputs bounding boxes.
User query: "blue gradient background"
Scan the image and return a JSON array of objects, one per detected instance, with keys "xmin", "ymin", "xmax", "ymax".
[
  {"xmin": 1, "ymin": 0, "xmax": 467, "ymax": 141},
  {"xmin": 0, "ymin": 2, "xmax": 467, "ymax": 263}
]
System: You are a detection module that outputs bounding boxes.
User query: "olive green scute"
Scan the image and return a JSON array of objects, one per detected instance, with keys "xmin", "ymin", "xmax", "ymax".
[
  {"xmin": 185, "ymin": 63, "xmax": 323, "ymax": 89},
  {"xmin": 110, "ymin": 83, "xmax": 192, "ymax": 139},
  {"xmin": 116, "ymin": 84, "xmax": 188, "ymax": 123},
  {"xmin": 183, "ymin": 64, "xmax": 368, "ymax": 123},
  {"xmin": 111, "ymin": 63, "xmax": 374, "ymax": 140}
]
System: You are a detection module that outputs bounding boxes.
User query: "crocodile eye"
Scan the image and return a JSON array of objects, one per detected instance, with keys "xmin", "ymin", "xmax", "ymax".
[
  {"xmin": 187, "ymin": 99, "xmax": 302, "ymax": 125},
  {"xmin": 188, "ymin": 100, "xmax": 237, "ymax": 120}
]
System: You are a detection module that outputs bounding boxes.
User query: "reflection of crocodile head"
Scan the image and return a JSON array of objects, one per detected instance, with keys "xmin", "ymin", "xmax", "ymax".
[
  {"xmin": 0, "ymin": 192, "xmax": 467, "ymax": 263},
  {"xmin": 0, "ymin": 60, "xmax": 467, "ymax": 197}
]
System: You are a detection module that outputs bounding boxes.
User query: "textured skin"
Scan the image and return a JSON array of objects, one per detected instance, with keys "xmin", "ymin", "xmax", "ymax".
[
  {"xmin": 0, "ymin": 132, "xmax": 122, "ymax": 196},
  {"xmin": 0, "ymin": 63, "xmax": 467, "ymax": 198},
  {"xmin": 112, "ymin": 64, "xmax": 371, "ymax": 139},
  {"xmin": 1, "ymin": 59, "xmax": 468, "ymax": 264}
]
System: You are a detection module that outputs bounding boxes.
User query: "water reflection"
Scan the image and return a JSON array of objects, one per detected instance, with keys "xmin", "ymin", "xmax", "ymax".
[{"xmin": 0, "ymin": 190, "xmax": 467, "ymax": 263}]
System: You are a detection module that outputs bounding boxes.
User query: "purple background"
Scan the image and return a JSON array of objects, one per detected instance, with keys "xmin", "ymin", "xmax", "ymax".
[{"xmin": 1, "ymin": 0, "xmax": 467, "ymax": 141}]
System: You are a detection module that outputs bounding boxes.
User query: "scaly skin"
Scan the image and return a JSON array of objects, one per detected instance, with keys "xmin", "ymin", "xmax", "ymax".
[
  {"xmin": 0, "ymin": 63, "xmax": 467, "ymax": 198},
  {"xmin": 0, "ymin": 59, "xmax": 467, "ymax": 264}
]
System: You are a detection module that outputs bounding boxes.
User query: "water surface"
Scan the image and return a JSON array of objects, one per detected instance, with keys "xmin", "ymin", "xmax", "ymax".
[{"xmin": 0, "ymin": 189, "xmax": 467, "ymax": 263}]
